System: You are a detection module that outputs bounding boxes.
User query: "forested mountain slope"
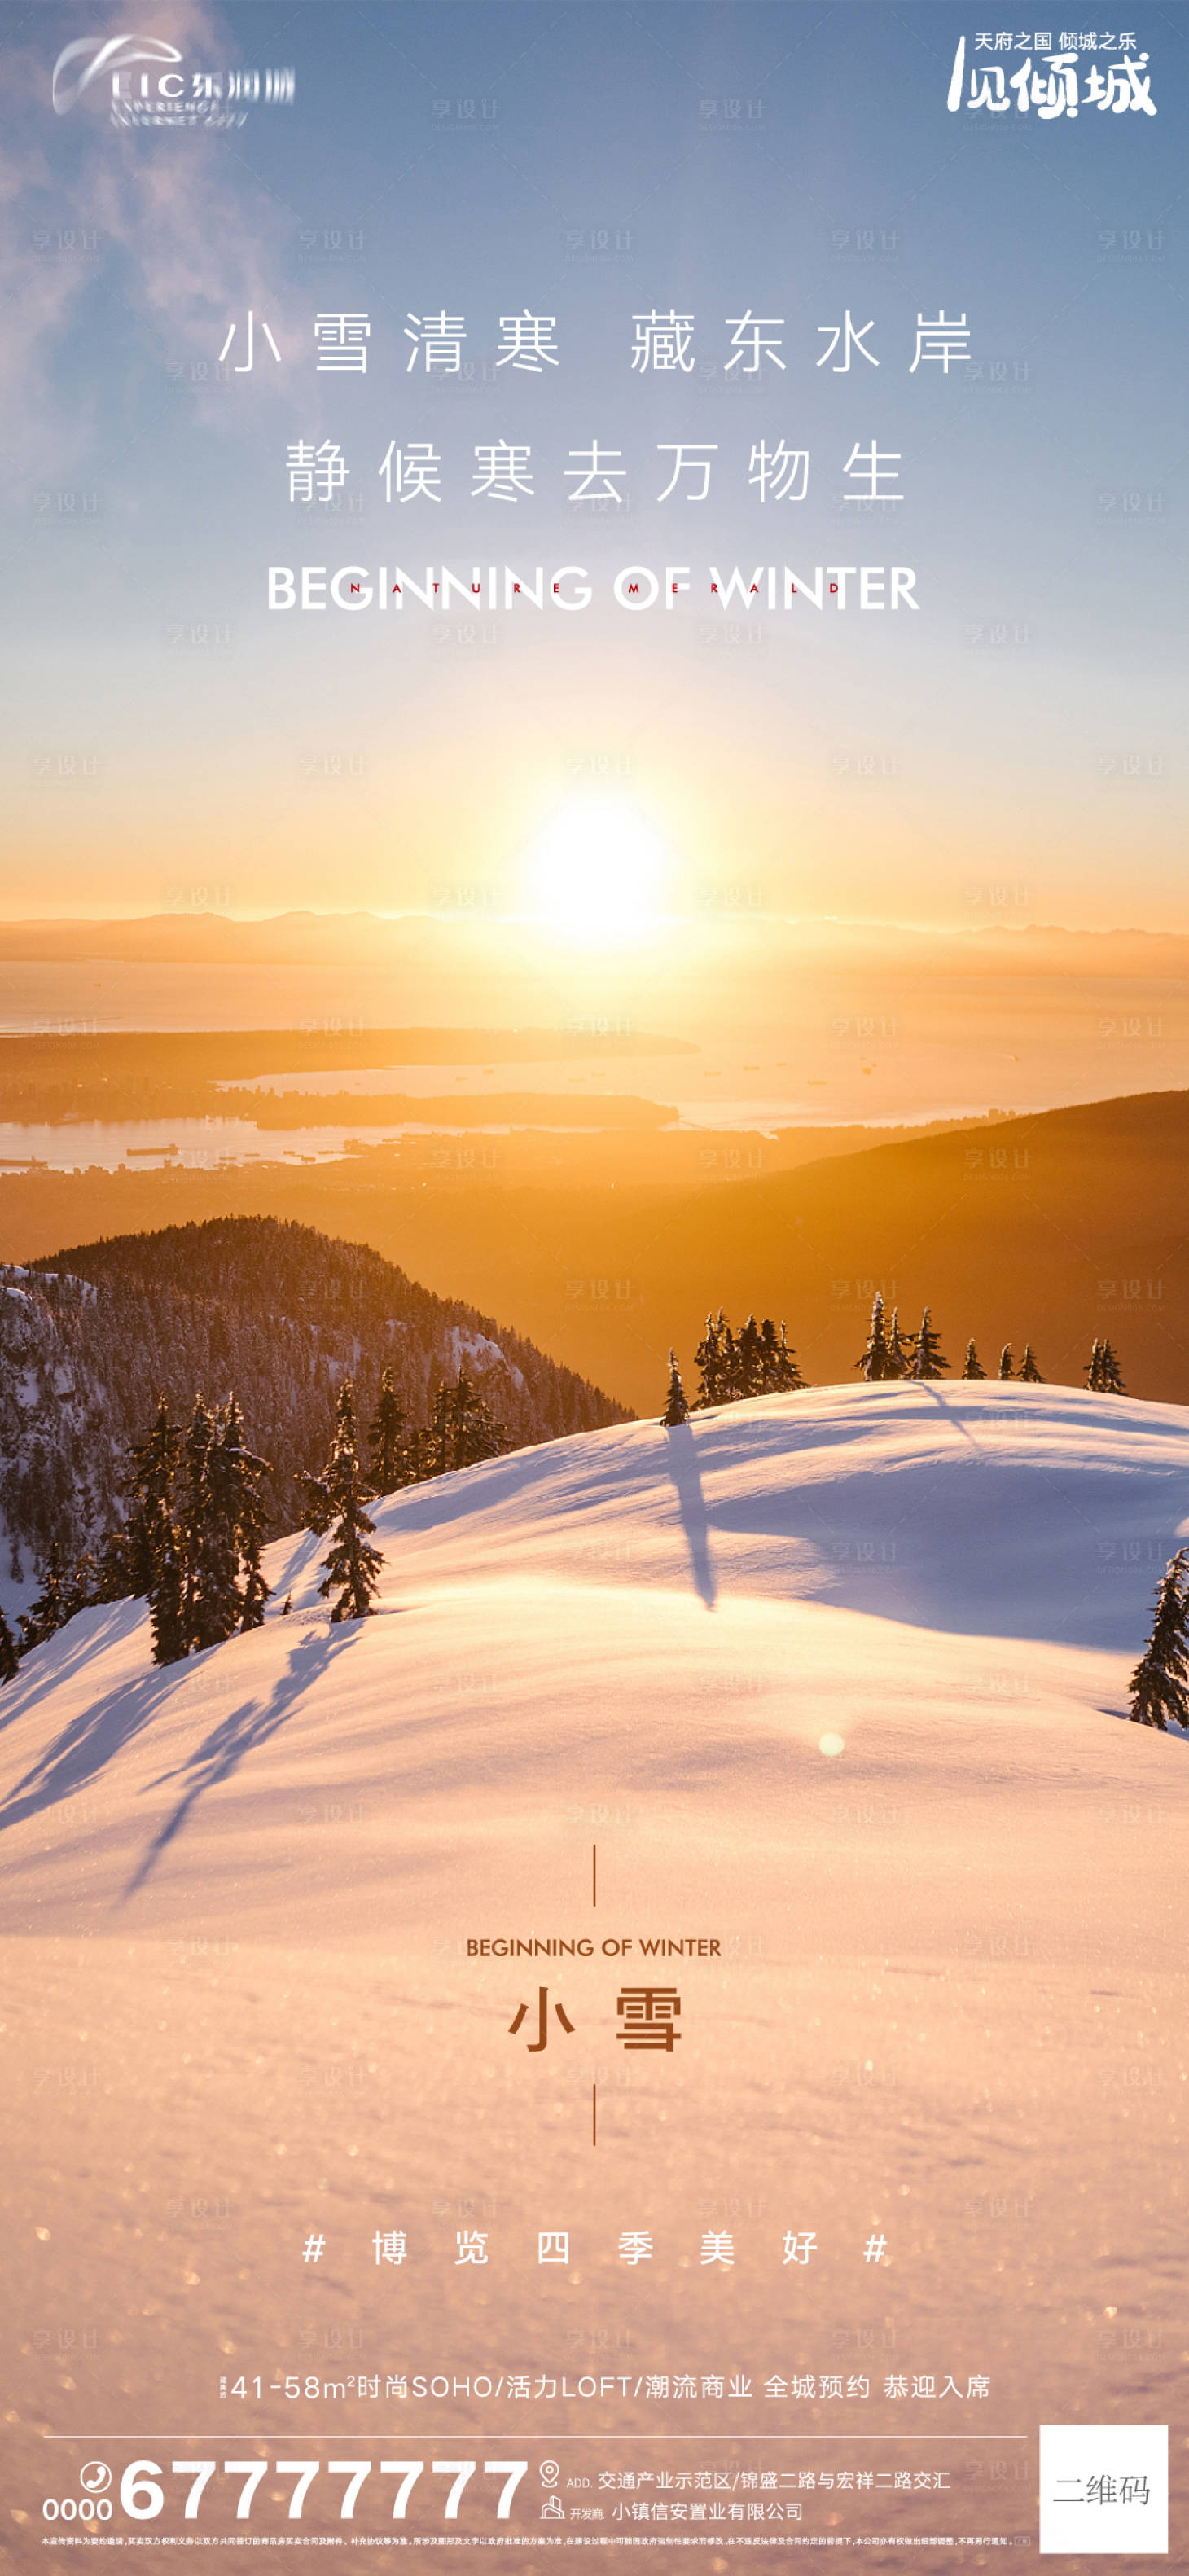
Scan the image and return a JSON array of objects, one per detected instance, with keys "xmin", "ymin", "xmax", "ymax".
[{"xmin": 0, "ymin": 1216, "xmax": 630, "ymax": 1577}]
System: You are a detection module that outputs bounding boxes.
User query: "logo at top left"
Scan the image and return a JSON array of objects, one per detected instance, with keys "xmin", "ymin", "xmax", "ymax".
[{"xmin": 50, "ymin": 35, "xmax": 294, "ymax": 128}]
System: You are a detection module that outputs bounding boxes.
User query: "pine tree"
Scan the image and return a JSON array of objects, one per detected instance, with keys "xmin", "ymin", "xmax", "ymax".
[
  {"xmin": 19, "ymin": 1540, "xmax": 69, "ymax": 1652},
  {"xmin": 1128, "ymin": 1550, "xmax": 1189, "ymax": 1730},
  {"xmin": 448, "ymin": 1371, "xmax": 507, "ymax": 1468},
  {"xmin": 758, "ymin": 1317, "xmax": 782, "ymax": 1393},
  {"xmin": 368, "ymin": 1367, "xmax": 410, "ymax": 1494},
  {"xmin": 186, "ymin": 1396, "xmax": 242, "ymax": 1652},
  {"xmin": 960, "ymin": 1339, "xmax": 985, "ymax": 1380},
  {"xmin": 125, "ymin": 1396, "xmax": 186, "ymax": 1664},
  {"xmin": 180, "ymin": 1393, "xmax": 217, "ymax": 1647},
  {"xmin": 216, "ymin": 1396, "xmax": 272, "ymax": 1632},
  {"xmin": 909, "ymin": 1309, "xmax": 950, "ymax": 1380},
  {"xmin": 1099, "ymin": 1337, "xmax": 1126, "ymax": 1394},
  {"xmin": 401, "ymin": 1423, "xmax": 436, "ymax": 1487},
  {"xmin": 886, "ymin": 1307, "xmax": 913, "ymax": 1380},
  {"xmin": 149, "ymin": 1521, "xmax": 187, "ymax": 1667},
  {"xmin": 774, "ymin": 1321, "xmax": 805, "ymax": 1391},
  {"xmin": 68, "ymin": 1549, "xmax": 98, "ymax": 1614},
  {"xmin": 858, "ymin": 1292, "xmax": 891, "ymax": 1382},
  {"xmin": 661, "ymin": 1351, "xmax": 690, "ymax": 1426},
  {"xmin": 733, "ymin": 1314, "xmax": 765, "ymax": 1399},
  {"xmin": 693, "ymin": 1310, "xmax": 727, "ymax": 1408},
  {"xmin": 998, "ymin": 1345, "xmax": 1014, "ymax": 1380},
  {"xmin": 0, "ymin": 1605, "xmax": 18, "ymax": 1683},
  {"xmin": 1084, "ymin": 1339, "xmax": 1103, "ymax": 1391},
  {"xmin": 428, "ymin": 1380, "xmax": 454, "ymax": 1477},
  {"xmin": 1019, "ymin": 1345, "xmax": 1043, "ymax": 1383},
  {"xmin": 124, "ymin": 1396, "xmax": 178, "ymax": 1595},
  {"xmin": 315, "ymin": 1378, "xmax": 382, "ymax": 1622}
]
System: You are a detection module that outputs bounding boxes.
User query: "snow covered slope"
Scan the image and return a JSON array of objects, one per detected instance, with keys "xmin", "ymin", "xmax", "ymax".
[
  {"xmin": 4, "ymin": 1377, "xmax": 1187, "ymax": 1933},
  {"xmin": 2, "ymin": 1384, "xmax": 1187, "ymax": 2562}
]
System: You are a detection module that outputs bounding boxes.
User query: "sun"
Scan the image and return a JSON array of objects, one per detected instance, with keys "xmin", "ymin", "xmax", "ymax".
[{"xmin": 523, "ymin": 796, "xmax": 671, "ymax": 943}]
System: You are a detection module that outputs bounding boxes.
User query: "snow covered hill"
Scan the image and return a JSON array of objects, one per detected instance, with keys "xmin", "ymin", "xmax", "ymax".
[
  {"xmin": 2, "ymin": 1379, "xmax": 1187, "ymax": 1937},
  {"xmin": 2, "ymin": 1382, "xmax": 1187, "ymax": 2559}
]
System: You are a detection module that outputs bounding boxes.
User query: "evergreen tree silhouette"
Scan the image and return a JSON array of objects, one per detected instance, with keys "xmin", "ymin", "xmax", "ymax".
[
  {"xmin": 886, "ymin": 1307, "xmax": 913, "ymax": 1380},
  {"xmin": 1099, "ymin": 1338, "xmax": 1126, "ymax": 1393},
  {"xmin": 186, "ymin": 1396, "xmax": 242, "ymax": 1651},
  {"xmin": 124, "ymin": 1395, "xmax": 178, "ymax": 1595},
  {"xmin": 216, "ymin": 1395, "xmax": 272, "ymax": 1632},
  {"xmin": 448, "ymin": 1371, "xmax": 507, "ymax": 1468},
  {"xmin": 180, "ymin": 1393, "xmax": 217, "ymax": 1647},
  {"xmin": 735, "ymin": 1314, "xmax": 765, "ymax": 1398},
  {"xmin": 1084, "ymin": 1339, "xmax": 1104, "ymax": 1390},
  {"xmin": 693, "ymin": 1310, "xmax": 727, "ymax": 1408},
  {"xmin": 149, "ymin": 1521, "xmax": 187, "ymax": 1667},
  {"xmin": 1128, "ymin": 1550, "xmax": 1189, "ymax": 1730},
  {"xmin": 661, "ymin": 1351, "xmax": 690, "ymax": 1426},
  {"xmin": 428, "ymin": 1380, "xmax": 454, "ymax": 1477},
  {"xmin": 998, "ymin": 1345, "xmax": 1014, "ymax": 1380},
  {"xmin": 0, "ymin": 1605, "xmax": 18, "ymax": 1683},
  {"xmin": 774, "ymin": 1321, "xmax": 806, "ymax": 1391},
  {"xmin": 909, "ymin": 1309, "xmax": 950, "ymax": 1380},
  {"xmin": 67, "ymin": 1549, "xmax": 97, "ymax": 1615},
  {"xmin": 22, "ymin": 1539, "xmax": 70, "ymax": 1649},
  {"xmin": 314, "ymin": 1377, "xmax": 382, "ymax": 1622},
  {"xmin": 368, "ymin": 1366, "xmax": 410, "ymax": 1494},
  {"xmin": 961, "ymin": 1339, "xmax": 985, "ymax": 1380},
  {"xmin": 125, "ymin": 1396, "xmax": 186, "ymax": 1664},
  {"xmin": 858, "ymin": 1292, "xmax": 891, "ymax": 1382},
  {"xmin": 1019, "ymin": 1345, "xmax": 1043, "ymax": 1382}
]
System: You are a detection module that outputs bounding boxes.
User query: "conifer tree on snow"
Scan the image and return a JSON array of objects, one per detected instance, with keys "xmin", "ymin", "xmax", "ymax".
[
  {"xmin": 149, "ymin": 1517, "xmax": 187, "ymax": 1667},
  {"xmin": 734, "ymin": 1314, "xmax": 765, "ymax": 1400},
  {"xmin": 184, "ymin": 1394, "xmax": 242, "ymax": 1651},
  {"xmin": 447, "ymin": 1370, "xmax": 507, "ymax": 1468},
  {"xmin": 661, "ymin": 1351, "xmax": 690, "ymax": 1426},
  {"xmin": 428, "ymin": 1380, "xmax": 455, "ymax": 1478},
  {"xmin": 0, "ymin": 1605, "xmax": 18, "ymax": 1683},
  {"xmin": 19, "ymin": 1541, "xmax": 70, "ymax": 1652},
  {"xmin": 1099, "ymin": 1337, "xmax": 1126, "ymax": 1394},
  {"xmin": 773, "ymin": 1320, "xmax": 806, "ymax": 1392},
  {"xmin": 400, "ymin": 1423, "xmax": 436, "ymax": 1488},
  {"xmin": 960, "ymin": 1339, "xmax": 985, "ymax": 1380},
  {"xmin": 1084, "ymin": 1338, "xmax": 1104, "ymax": 1390},
  {"xmin": 1128, "ymin": 1549, "xmax": 1189, "ymax": 1730},
  {"xmin": 68, "ymin": 1549, "xmax": 98, "ymax": 1615},
  {"xmin": 312, "ymin": 1378, "xmax": 382, "ymax": 1622},
  {"xmin": 180, "ymin": 1393, "xmax": 217, "ymax": 1645},
  {"xmin": 367, "ymin": 1366, "xmax": 410, "ymax": 1494},
  {"xmin": 908, "ymin": 1309, "xmax": 949, "ymax": 1380},
  {"xmin": 858, "ymin": 1292, "xmax": 891, "ymax": 1382},
  {"xmin": 124, "ymin": 1396, "xmax": 178, "ymax": 1596},
  {"xmin": 998, "ymin": 1345, "xmax": 1014, "ymax": 1380},
  {"xmin": 886, "ymin": 1307, "xmax": 914, "ymax": 1380},
  {"xmin": 693, "ymin": 1310, "xmax": 728, "ymax": 1408},
  {"xmin": 1019, "ymin": 1345, "xmax": 1043, "ymax": 1383},
  {"xmin": 125, "ymin": 1395, "xmax": 186, "ymax": 1665},
  {"xmin": 216, "ymin": 1396, "xmax": 272, "ymax": 1632}
]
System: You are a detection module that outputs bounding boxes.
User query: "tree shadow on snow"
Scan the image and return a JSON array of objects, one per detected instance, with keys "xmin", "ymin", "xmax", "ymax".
[
  {"xmin": 0, "ymin": 1661, "xmax": 180, "ymax": 1834},
  {"xmin": 660, "ymin": 1422, "xmax": 717, "ymax": 1608},
  {"xmin": 121, "ymin": 1627, "xmax": 358, "ymax": 1899}
]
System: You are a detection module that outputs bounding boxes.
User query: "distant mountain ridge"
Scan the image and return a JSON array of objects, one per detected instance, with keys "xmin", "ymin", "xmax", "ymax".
[{"xmin": 0, "ymin": 1216, "xmax": 630, "ymax": 1580}]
